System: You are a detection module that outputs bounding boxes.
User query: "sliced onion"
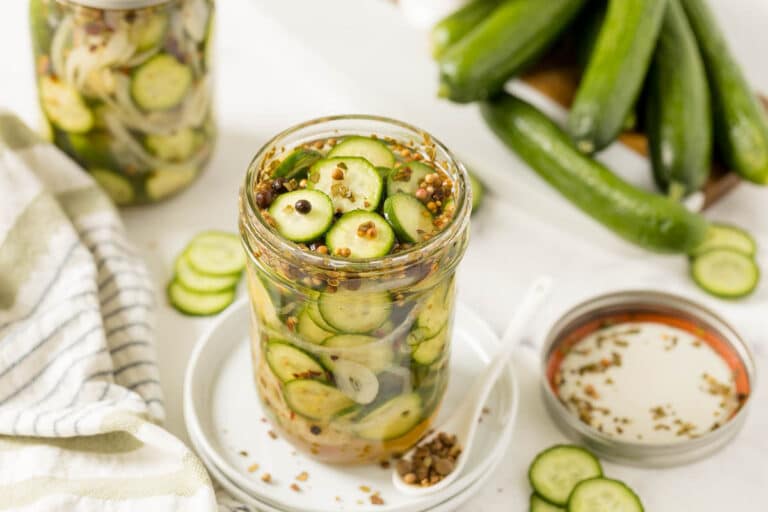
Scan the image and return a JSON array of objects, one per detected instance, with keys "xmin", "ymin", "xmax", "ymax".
[{"xmin": 182, "ymin": 0, "xmax": 210, "ymax": 42}]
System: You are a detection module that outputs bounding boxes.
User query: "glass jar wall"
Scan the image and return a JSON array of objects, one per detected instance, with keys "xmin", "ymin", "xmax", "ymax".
[
  {"xmin": 239, "ymin": 116, "xmax": 472, "ymax": 464},
  {"xmin": 30, "ymin": 0, "xmax": 216, "ymax": 205}
]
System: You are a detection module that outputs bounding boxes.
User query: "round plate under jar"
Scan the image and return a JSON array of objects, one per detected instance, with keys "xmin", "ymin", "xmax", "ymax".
[{"xmin": 540, "ymin": 290, "xmax": 755, "ymax": 467}]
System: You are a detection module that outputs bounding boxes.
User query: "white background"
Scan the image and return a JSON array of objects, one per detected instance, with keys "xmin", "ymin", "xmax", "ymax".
[{"xmin": 1, "ymin": 0, "xmax": 767, "ymax": 509}]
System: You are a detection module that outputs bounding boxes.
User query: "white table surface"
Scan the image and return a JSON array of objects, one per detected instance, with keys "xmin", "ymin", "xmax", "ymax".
[{"xmin": 2, "ymin": 0, "xmax": 767, "ymax": 509}]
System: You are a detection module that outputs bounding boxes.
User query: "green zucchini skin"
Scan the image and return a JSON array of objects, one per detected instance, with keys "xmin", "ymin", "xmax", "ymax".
[
  {"xmin": 568, "ymin": 0, "xmax": 668, "ymax": 153},
  {"xmin": 430, "ymin": 0, "xmax": 501, "ymax": 59},
  {"xmin": 481, "ymin": 94, "xmax": 708, "ymax": 253},
  {"xmin": 681, "ymin": 0, "xmax": 768, "ymax": 184},
  {"xmin": 437, "ymin": 0, "xmax": 587, "ymax": 103},
  {"xmin": 645, "ymin": 0, "xmax": 712, "ymax": 198}
]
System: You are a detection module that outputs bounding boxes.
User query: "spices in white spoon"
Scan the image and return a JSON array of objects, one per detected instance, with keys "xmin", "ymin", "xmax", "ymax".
[{"xmin": 395, "ymin": 432, "xmax": 462, "ymax": 487}]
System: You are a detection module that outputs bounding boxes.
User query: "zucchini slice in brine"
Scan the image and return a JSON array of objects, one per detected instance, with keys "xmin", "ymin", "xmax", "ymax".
[
  {"xmin": 383, "ymin": 193, "xmax": 435, "ymax": 244},
  {"xmin": 386, "ymin": 161, "xmax": 434, "ymax": 197},
  {"xmin": 354, "ymin": 393, "xmax": 423, "ymax": 441},
  {"xmin": 40, "ymin": 76, "xmax": 94, "ymax": 134},
  {"xmin": 131, "ymin": 54, "xmax": 193, "ymax": 111},
  {"xmin": 307, "ymin": 157, "xmax": 383, "ymax": 213},
  {"xmin": 318, "ymin": 288, "xmax": 391, "ymax": 334},
  {"xmin": 268, "ymin": 189, "xmax": 334, "ymax": 243},
  {"xmin": 325, "ymin": 211, "xmax": 395, "ymax": 259},
  {"xmin": 321, "ymin": 334, "xmax": 394, "ymax": 374},
  {"xmin": 283, "ymin": 379, "xmax": 355, "ymax": 421},
  {"xmin": 265, "ymin": 342, "xmax": 326, "ymax": 383},
  {"xmin": 328, "ymin": 136, "xmax": 396, "ymax": 168}
]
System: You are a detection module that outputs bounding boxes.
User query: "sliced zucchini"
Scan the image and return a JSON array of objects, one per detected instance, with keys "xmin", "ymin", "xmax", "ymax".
[
  {"xmin": 412, "ymin": 326, "xmax": 448, "ymax": 365},
  {"xmin": 186, "ymin": 231, "xmax": 246, "ymax": 276},
  {"xmin": 528, "ymin": 445, "xmax": 603, "ymax": 507},
  {"xmin": 416, "ymin": 280, "xmax": 454, "ymax": 337},
  {"xmin": 354, "ymin": 393, "xmax": 423, "ymax": 441},
  {"xmin": 130, "ymin": 12, "xmax": 168, "ymax": 52},
  {"xmin": 40, "ymin": 76, "xmax": 94, "ymax": 134},
  {"xmin": 318, "ymin": 288, "xmax": 391, "ymax": 334},
  {"xmin": 469, "ymin": 171, "xmax": 485, "ymax": 213},
  {"xmin": 68, "ymin": 132, "xmax": 116, "ymax": 169},
  {"xmin": 175, "ymin": 253, "xmax": 240, "ymax": 293},
  {"xmin": 131, "ymin": 54, "xmax": 193, "ymax": 111},
  {"xmin": 167, "ymin": 279, "xmax": 235, "ymax": 316},
  {"xmin": 265, "ymin": 341, "xmax": 326, "ymax": 383},
  {"xmin": 325, "ymin": 211, "xmax": 395, "ymax": 259},
  {"xmin": 690, "ymin": 249, "xmax": 760, "ymax": 299},
  {"xmin": 246, "ymin": 267, "xmax": 281, "ymax": 328},
  {"xmin": 307, "ymin": 301, "xmax": 336, "ymax": 332},
  {"xmin": 691, "ymin": 223, "xmax": 757, "ymax": 257},
  {"xmin": 273, "ymin": 148, "xmax": 323, "ymax": 179},
  {"xmin": 90, "ymin": 169, "xmax": 134, "ymax": 205},
  {"xmin": 386, "ymin": 161, "xmax": 434, "ymax": 197},
  {"xmin": 567, "ymin": 478, "xmax": 644, "ymax": 512},
  {"xmin": 297, "ymin": 307, "xmax": 334, "ymax": 344},
  {"xmin": 268, "ymin": 189, "xmax": 334, "ymax": 243},
  {"xmin": 146, "ymin": 166, "xmax": 198, "ymax": 200},
  {"xmin": 383, "ymin": 193, "xmax": 435, "ymax": 244},
  {"xmin": 145, "ymin": 128, "xmax": 201, "ymax": 161},
  {"xmin": 530, "ymin": 493, "xmax": 565, "ymax": 512},
  {"xmin": 328, "ymin": 136, "xmax": 396, "ymax": 168},
  {"xmin": 283, "ymin": 379, "xmax": 356, "ymax": 421},
  {"xmin": 307, "ymin": 157, "xmax": 383, "ymax": 213},
  {"xmin": 321, "ymin": 334, "xmax": 394, "ymax": 374}
]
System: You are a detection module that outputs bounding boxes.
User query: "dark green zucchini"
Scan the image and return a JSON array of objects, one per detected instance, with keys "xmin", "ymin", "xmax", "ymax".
[
  {"xmin": 645, "ymin": 0, "xmax": 712, "ymax": 198},
  {"xmin": 481, "ymin": 94, "xmax": 708, "ymax": 253},
  {"xmin": 437, "ymin": 0, "xmax": 587, "ymax": 103},
  {"xmin": 568, "ymin": 0, "xmax": 668, "ymax": 153},
  {"xmin": 681, "ymin": 0, "xmax": 768, "ymax": 184},
  {"xmin": 430, "ymin": 0, "xmax": 501, "ymax": 59},
  {"xmin": 575, "ymin": 0, "xmax": 607, "ymax": 69}
]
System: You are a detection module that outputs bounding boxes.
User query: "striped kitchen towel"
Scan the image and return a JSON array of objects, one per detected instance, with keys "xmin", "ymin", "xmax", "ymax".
[{"xmin": 0, "ymin": 111, "xmax": 231, "ymax": 511}]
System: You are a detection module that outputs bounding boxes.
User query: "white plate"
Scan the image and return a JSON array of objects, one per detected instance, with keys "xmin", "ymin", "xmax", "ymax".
[{"xmin": 184, "ymin": 297, "xmax": 518, "ymax": 512}]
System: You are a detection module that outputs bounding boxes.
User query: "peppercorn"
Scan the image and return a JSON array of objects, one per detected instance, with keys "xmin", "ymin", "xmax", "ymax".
[
  {"xmin": 272, "ymin": 177, "xmax": 288, "ymax": 194},
  {"xmin": 295, "ymin": 199, "xmax": 312, "ymax": 214},
  {"xmin": 255, "ymin": 189, "xmax": 273, "ymax": 209}
]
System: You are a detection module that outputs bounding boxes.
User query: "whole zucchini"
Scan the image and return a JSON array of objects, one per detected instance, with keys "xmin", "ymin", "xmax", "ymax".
[
  {"xmin": 645, "ymin": 0, "xmax": 712, "ymax": 198},
  {"xmin": 437, "ymin": 0, "xmax": 586, "ymax": 103},
  {"xmin": 568, "ymin": 0, "xmax": 668, "ymax": 153},
  {"xmin": 430, "ymin": 0, "xmax": 501, "ymax": 59},
  {"xmin": 681, "ymin": 0, "xmax": 768, "ymax": 184},
  {"xmin": 482, "ymin": 94, "xmax": 707, "ymax": 253}
]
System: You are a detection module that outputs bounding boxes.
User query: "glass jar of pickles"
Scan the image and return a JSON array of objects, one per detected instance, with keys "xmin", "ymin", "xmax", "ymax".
[
  {"xmin": 239, "ymin": 116, "xmax": 472, "ymax": 464},
  {"xmin": 29, "ymin": 0, "xmax": 216, "ymax": 205}
]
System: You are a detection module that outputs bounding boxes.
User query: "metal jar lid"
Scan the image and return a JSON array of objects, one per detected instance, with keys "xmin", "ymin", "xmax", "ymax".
[
  {"xmin": 62, "ymin": 0, "xmax": 173, "ymax": 10},
  {"xmin": 539, "ymin": 290, "xmax": 755, "ymax": 468}
]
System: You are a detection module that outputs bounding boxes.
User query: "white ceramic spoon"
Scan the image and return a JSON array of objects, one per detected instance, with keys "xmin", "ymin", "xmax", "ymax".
[{"xmin": 392, "ymin": 276, "xmax": 553, "ymax": 496}]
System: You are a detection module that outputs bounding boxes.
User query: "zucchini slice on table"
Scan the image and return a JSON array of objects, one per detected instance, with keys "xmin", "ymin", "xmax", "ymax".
[
  {"xmin": 40, "ymin": 76, "xmax": 94, "ymax": 134},
  {"xmin": 690, "ymin": 249, "xmax": 760, "ymax": 299},
  {"xmin": 691, "ymin": 223, "xmax": 757, "ymax": 257},
  {"xmin": 328, "ymin": 136, "xmax": 396, "ymax": 168},
  {"xmin": 186, "ymin": 231, "xmax": 246, "ymax": 276},
  {"xmin": 318, "ymin": 288, "xmax": 391, "ymax": 334},
  {"xmin": 383, "ymin": 193, "xmax": 435, "ymax": 244},
  {"xmin": 325, "ymin": 211, "xmax": 395, "ymax": 259},
  {"xmin": 283, "ymin": 379, "xmax": 356, "ymax": 421},
  {"xmin": 308, "ymin": 157, "xmax": 383, "ymax": 213},
  {"xmin": 528, "ymin": 445, "xmax": 603, "ymax": 507},
  {"xmin": 174, "ymin": 254, "xmax": 239, "ymax": 293},
  {"xmin": 268, "ymin": 189, "xmax": 334, "ymax": 243},
  {"xmin": 131, "ymin": 54, "xmax": 193, "ymax": 111},
  {"xmin": 354, "ymin": 393, "xmax": 423, "ymax": 441},
  {"xmin": 167, "ymin": 279, "xmax": 235, "ymax": 316},
  {"xmin": 265, "ymin": 342, "xmax": 326, "ymax": 383},
  {"xmin": 530, "ymin": 493, "xmax": 564, "ymax": 512},
  {"xmin": 567, "ymin": 478, "xmax": 644, "ymax": 512}
]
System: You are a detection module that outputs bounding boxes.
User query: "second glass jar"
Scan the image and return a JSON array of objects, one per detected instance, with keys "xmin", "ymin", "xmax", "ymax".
[{"xmin": 240, "ymin": 116, "xmax": 472, "ymax": 464}]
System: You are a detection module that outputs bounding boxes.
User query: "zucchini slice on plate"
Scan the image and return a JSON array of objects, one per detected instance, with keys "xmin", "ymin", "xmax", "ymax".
[
  {"xmin": 328, "ymin": 136, "xmax": 396, "ymax": 168},
  {"xmin": 268, "ymin": 189, "xmax": 334, "ymax": 243},
  {"xmin": 40, "ymin": 76, "xmax": 94, "ymax": 134},
  {"xmin": 386, "ymin": 161, "xmax": 434, "ymax": 197},
  {"xmin": 690, "ymin": 249, "xmax": 760, "ymax": 299},
  {"xmin": 383, "ymin": 193, "xmax": 435, "ymax": 243},
  {"xmin": 528, "ymin": 445, "xmax": 603, "ymax": 507},
  {"xmin": 568, "ymin": 478, "xmax": 644, "ymax": 512},
  {"xmin": 325, "ymin": 211, "xmax": 395, "ymax": 259},
  {"xmin": 167, "ymin": 279, "xmax": 235, "ymax": 316},
  {"xmin": 308, "ymin": 157, "xmax": 383, "ymax": 213},
  {"xmin": 265, "ymin": 341, "xmax": 326, "ymax": 383},
  {"xmin": 321, "ymin": 334, "xmax": 394, "ymax": 374},
  {"xmin": 131, "ymin": 54, "xmax": 193, "ymax": 111},
  {"xmin": 318, "ymin": 288, "xmax": 391, "ymax": 334},
  {"xmin": 90, "ymin": 169, "xmax": 135, "ymax": 205},
  {"xmin": 174, "ymin": 254, "xmax": 239, "ymax": 293},
  {"xmin": 186, "ymin": 231, "xmax": 246, "ymax": 276},
  {"xmin": 283, "ymin": 379, "xmax": 356, "ymax": 421},
  {"xmin": 354, "ymin": 393, "xmax": 423, "ymax": 441}
]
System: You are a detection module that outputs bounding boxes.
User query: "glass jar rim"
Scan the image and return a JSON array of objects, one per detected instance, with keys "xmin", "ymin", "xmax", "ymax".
[{"xmin": 241, "ymin": 114, "xmax": 472, "ymax": 275}]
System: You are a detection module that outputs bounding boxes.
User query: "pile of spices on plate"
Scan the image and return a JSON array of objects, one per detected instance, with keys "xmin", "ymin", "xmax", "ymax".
[{"xmin": 396, "ymin": 432, "xmax": 461, "ymax": 487}]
